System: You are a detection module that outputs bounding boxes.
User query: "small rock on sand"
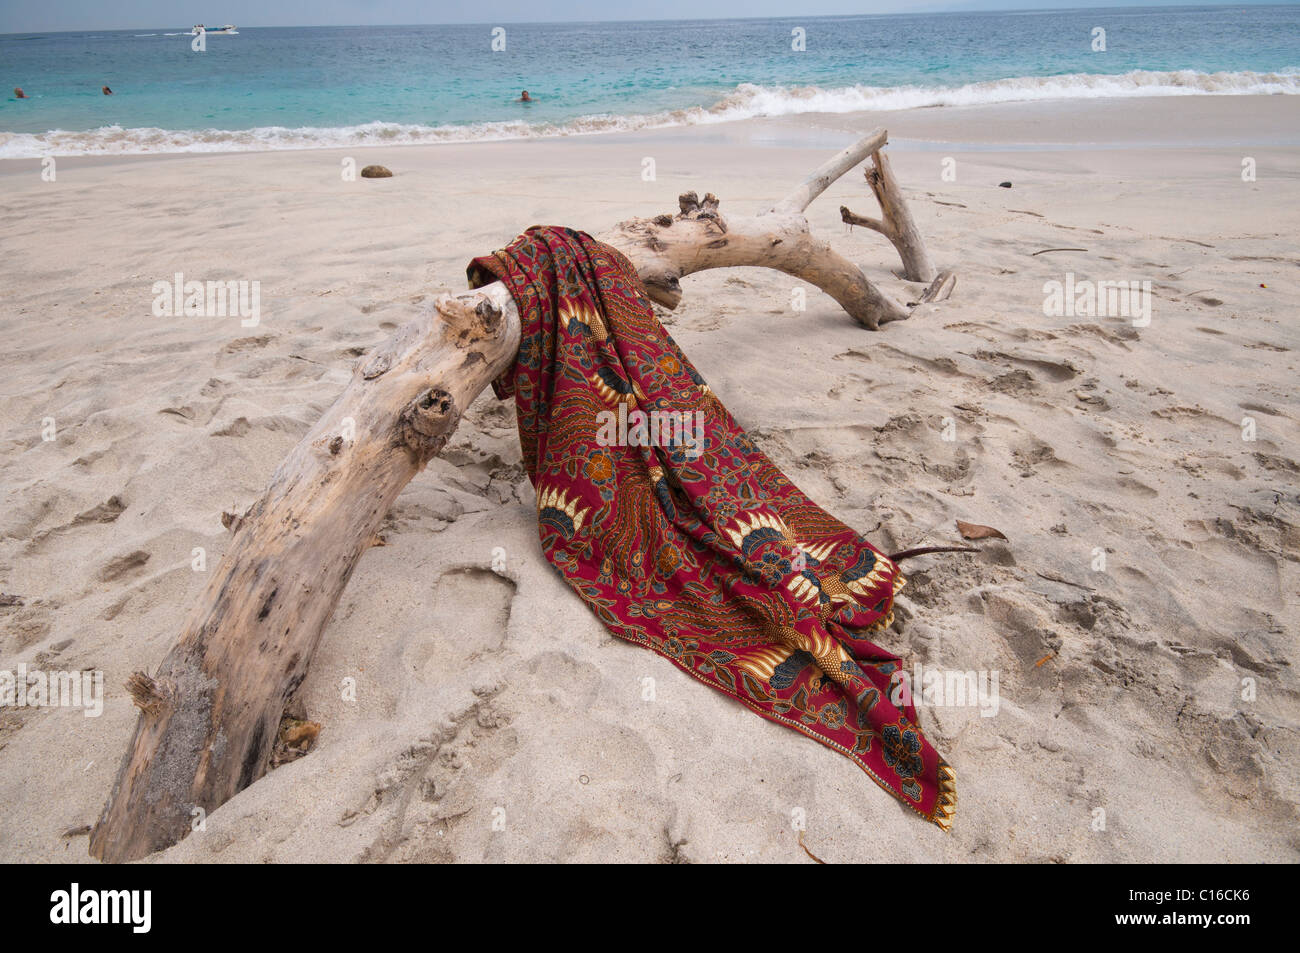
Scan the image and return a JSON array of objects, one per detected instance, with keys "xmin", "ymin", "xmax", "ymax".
[{"xmin": 361, "ymin": 165, "xmax": 393, "ymax": 178}]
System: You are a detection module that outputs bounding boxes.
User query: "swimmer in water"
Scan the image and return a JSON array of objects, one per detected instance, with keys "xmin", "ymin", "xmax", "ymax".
[
  {"xmin": 14, "ymin": 87, "xmax": 27, "ymax": 99},
  {"xmin": 102, "ymin": 85, "xmax": 113, "ymax": 95},
  {"xmin": 518, "ymin": 90, "xmax": 531, "ymax": 102}
]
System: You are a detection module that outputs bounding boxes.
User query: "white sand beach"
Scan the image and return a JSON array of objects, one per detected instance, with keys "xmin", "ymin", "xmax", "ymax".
[{"xmin": 0, "ymin": 94, "xmax": 1297, "ymax": 863}]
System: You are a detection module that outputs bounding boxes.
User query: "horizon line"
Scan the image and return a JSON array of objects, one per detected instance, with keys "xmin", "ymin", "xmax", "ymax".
[{"xmin": 2, "ymin": 2, "xmax": 1295, "ymax": 38}]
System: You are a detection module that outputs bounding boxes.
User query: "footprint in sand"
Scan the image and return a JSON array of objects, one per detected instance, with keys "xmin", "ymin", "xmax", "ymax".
[
  {"xmin": 975, "ymin": 349, "xmax": 1081, "ymax": 383},
  {"xmin": 1114, "ymin": 476, "xmax": 1159, "ymax": 498},
  {"xmin": 97, "ymin": 549, "xmax": 150, "ymax": 582},
  {"xmin": 410, "ymin": 568, "xmax": 517, "ymax": 679},
  {"xmin": 2, "ymin": 602, "xmax": 53, "ymax": 651}
]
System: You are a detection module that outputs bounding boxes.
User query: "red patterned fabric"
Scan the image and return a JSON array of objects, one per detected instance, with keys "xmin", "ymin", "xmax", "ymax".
[{"xmin": 468, "ymin": 226, "xmax": 955, "ymax": 830}]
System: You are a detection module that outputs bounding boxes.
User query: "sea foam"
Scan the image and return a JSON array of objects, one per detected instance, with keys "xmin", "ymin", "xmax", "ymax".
[{"xmin": 2, "ymin": 69, "xmax": 1296, "ymax": 158}]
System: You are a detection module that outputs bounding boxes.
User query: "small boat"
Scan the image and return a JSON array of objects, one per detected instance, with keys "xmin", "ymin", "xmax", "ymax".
[{"xmin": 190, "ymin": 24, "xmax": 238, "ymax": 35}]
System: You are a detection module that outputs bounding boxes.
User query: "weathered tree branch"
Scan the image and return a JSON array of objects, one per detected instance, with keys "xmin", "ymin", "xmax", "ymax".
[
  {"xmin": 771, "ymin": 126, "xmax": 889, "ymax": 215},
  {"xmin": 90, "ymin": 129, "xmax": 949, "ymax": 862},
  {"xmin": 88, "ymin": 287, "xmax": 520, "ymax": 863},
  {"xmin": 603, "ymin": 188, "xmax": 911, "ymax": 330},
  {"xmin": 841, "ymin": 149, "xmax": 938, "ymax": 284}
]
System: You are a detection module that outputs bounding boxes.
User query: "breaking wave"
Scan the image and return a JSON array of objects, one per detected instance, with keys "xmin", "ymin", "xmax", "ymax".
[{"xmin": 2, "ymin": 68, "xmax": 1296, "ymax": 158}]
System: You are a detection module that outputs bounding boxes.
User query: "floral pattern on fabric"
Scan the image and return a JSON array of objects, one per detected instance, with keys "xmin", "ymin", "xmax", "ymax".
[{"xmin": 468, "ymin": 226, "xmax": 955, "ymax": 829}]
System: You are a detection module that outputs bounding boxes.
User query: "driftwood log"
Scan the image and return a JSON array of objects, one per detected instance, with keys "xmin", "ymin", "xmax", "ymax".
[
  {"xmin": 603, "ymin": 127, "xmax": 920, "ymax": 328},
  {"xmin": 89, "ymin": 128, "xmax": 950, "ymax": 862},
  {"xmin": 840, "ymin": 149, "xmax": 938, "ymax": 284}
]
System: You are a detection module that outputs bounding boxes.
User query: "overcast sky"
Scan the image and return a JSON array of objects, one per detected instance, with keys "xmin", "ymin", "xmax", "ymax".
[{"xmin": 0, "ymin": 1, "xmax": 1287, "ymax": 34}]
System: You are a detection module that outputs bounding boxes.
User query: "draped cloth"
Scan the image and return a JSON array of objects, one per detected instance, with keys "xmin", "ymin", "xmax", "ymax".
[{"xmin": 468, "ymin": 226, "xmax": 955, "ymax": 830}]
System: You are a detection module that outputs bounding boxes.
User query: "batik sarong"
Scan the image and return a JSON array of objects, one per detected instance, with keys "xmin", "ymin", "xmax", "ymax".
[{"xmin": 468, "ymin": 226, "xmax": 955, "ymax": 829}]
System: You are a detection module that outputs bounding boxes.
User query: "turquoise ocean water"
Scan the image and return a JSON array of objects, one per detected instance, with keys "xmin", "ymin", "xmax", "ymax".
[{"xmin": 1, "ymin": 5, "xmax": 1298, "ymax": 157}]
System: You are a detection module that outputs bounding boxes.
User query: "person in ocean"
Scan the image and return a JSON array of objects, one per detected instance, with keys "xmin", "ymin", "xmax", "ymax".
[
  {"xmin": 518, "ymin": 90, "xmax": 532, "ymax": 102},
  {"xmin": 102, "ymin": 86, "xmax": 113, "ymax": 95},
  {"xmin": 13, "ymin": 87, "xmax": 26, "ymax": 99}
]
